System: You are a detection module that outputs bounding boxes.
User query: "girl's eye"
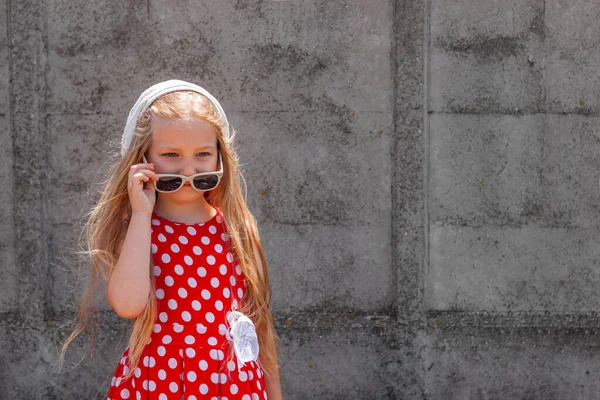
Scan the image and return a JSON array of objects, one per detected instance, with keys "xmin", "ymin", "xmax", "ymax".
[{"xmin": 163, "ymin": 152, "xmax": 209, "ymax": 157}]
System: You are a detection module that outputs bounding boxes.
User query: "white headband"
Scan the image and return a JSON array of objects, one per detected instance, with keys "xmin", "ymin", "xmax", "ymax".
[{"xmin": 121, "ymin": 79, "xmax": 231, "ymax": 157}]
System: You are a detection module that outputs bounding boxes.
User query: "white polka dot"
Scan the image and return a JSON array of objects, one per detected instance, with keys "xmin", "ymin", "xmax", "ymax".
[
  {"xmin": 152, "ymin": 219, "xmax": 160, "ymax": 226},
  {"xmin": 158, "ymin": 233, "xmax": 166, "ymax": 242},
  {"xmin": 187, "ymin": 226, "xmax": 197, "ymax": 235},
  {"xmin": 200, "ymin": 384, "xmax": 208, "ymax": 394},
  {"xmin": 252, "ymin": 393, "xmax": 259, "ymax": 400},
  {"xmin": 175, "ymin": 264, "xmax": 184, "ymax": 275},
  {"xmin": 168, "ymin": 358, "xmax": 177, "ymax": 368},
  {"xmin": 169, "ymin": 243, "xmax": 179, "ymax": 253},
  {"xmin": 257, "ymin": 380, "xmax": 261, "ymax": 390},
  {"xmin": 188, "ymin": 277, "xmax": 197, "ymax": 288},
  {"xmin": 149, "ymin": 381, "xmax": 156, "ymax": 391},
  {"xmin": 197, "ymin": 267, "xmax": 207, "ymax": 277},
  {"xmin": 239, "ymin": 371, "xmax": 248, "ymax": 381},
  {"xmin": 186, "ymin": 348, "xmax": 196, "ymax": 358},
  {"xmin": 151, "ymin": 244, "xmax": 158, "ymax": 253},
  {"xmin": 161, "ymin": 253, "xmax": 171, "ymax": 263},
  {"xmin": 214, "ymin": 243, "xmax": 223, "ymax": 253},
  {"xmin": 184, "ymin": 255, "xmax": 193, "ymax": 265},
  {"xmin": 142, "ymin": 380, "xmax": 148, "ymax": 390},
  {"xmin": 185, "ymin": 335, "xmax": 195, "ymax": 344},
  {"xmin": 209, "ymin": 225, "xmax": 217, "ymax": 234},
  {"xmin": 242, "ymin": 395, "xmax": 250, "ymax": 400},
  {"xmin": 211, "ymin": 277, "xmax": 220, "ymax": 288},
  {"xmin": 219, "ymin": 265, "xmax": 227, "ymax": 275},
  {"xmin": 236, "ymin": 265, "xmax": 242, "ymax": 275},
  {"xmin": 169, "ymin": 382, "xmax": 178, "ymax": 393},
  {"xmin": 182, "ymin": 311, "xmax": 192, "ymax": 322},
  {"xmin": 173, "ymin": 323, "xmax": 184, "ymax": 333},
  {"xmin": 158, "ymin": 369, "xmax": 167, "ymax": 380},
  {"xmin": 157, "ymin": 346, "xmax": 166, "ymax": 356},
  {"xmin": 201, "ymin": 236, "xmax": 210, "ymax": 245},
  {"xmin": 248, "ymin": 370, "xmax": 254, "ymax": 380},
  {"xmin": 165, "ymin": 225, "xmax": 173, "ymax": 233},
  {"xmin": 222, "ymin": 233, "xmax": 229, "ymax": 241},
  {"xmin": 178, "ymin": 235, "xmax": 188, "ymax": 244},
  {"xmin": 188, "ymin": 396, "xmax": 197, "ymax": 400},
  {"xmin": 230, "ymin": 384, "xmax": 238, "ymax": 394},
  {"xmin": 230, "ymin": 276, "xmax": 236, "ymax": 286},
  {"xmin": 168, "ymin": 299, "xmax": 177, "ymax": 310},
  {"xmin": 193, "ymin": 246, "xmax": 202, "ymax": 255},
  {"xmin": 205, "ymin": 312, "xmax": 215, "ymax": 323},
  {"xmin": 135, "ymin": 368, "xmax": 142, "ymax": 378},
  {"xmin": 211, "ymin": 373, "xmax": 219, "ymax": 383},
  {"xmin": 159, "ymin": 394, "xmax": 167, "ymax": 400},
  {"xmin": 153, "ymin": 266, "xmax": 161, "ymax": 276},
  {"xmin": 238, "ymin": 288, "xmax": 243, "ymax": 299},
  {"xmin": 178, "ymin": 287, "xmax": 188, "ymax": 298},
  {"xmin": 207, "ymin": 255, "xmax": 216, "ymax": 265},
  {"xmin": 219, "ymin": 324, "xmax": 228, "ymax": 335},
  {"xmin": 156, "ymin": 289, "xmax": 165, "ymax": 299},
  {"xmin": 153, "ymin": 324, "xmax": 161, "ymax": 333},
  {"xmin": 163, "ymin": 335, "xmax": 172, "ymax": 345},
  {"xmin": 157, "ymin": 314, "xmax": 168, "ymax": 326},
  {"xmin": 233, "ymin": 299, "xmax": 239, "ymax": 309},
  {"xmin": 187, "ymin": 371, "xmax": 197, "ymax": 382},
  {"xmin": 217, "ymin": 350, "xmax": 224, "ymax": 360},
  {"xmin": 165, "ymin": 276, "xmax": 174, "ymax": 286},
  {"xmin": 120, "ymin": 389, "xmax": 130, "ymax": 398},
  {"xmin": 208, "ymin": 337, "xmax": 217, "ymax": 345},
  {"xmin": 219, "ymin": 373, "xmax": 227, "ymax": 383},
  {"xmin": 215, "ymin": 300, "xmax": 223, "ymax": 311},
  {"xmin": 199, "ymin": 359, "xmax": 208, "ymax": 370},
  {"xmin": 227, "ymin": 360, "xmax": 235, "ymax": 371},
  {"xmin": 209, "ymin": 349, "xmax": 218, "ymax": 360},
  {"xmin": 223, "ymin": 288, "xmax": 230, "ymax": 298},
  {"xmin": 226, "ymin": 252, "xmax": 233, "ymax": 262},
  {"xmin": 216, "ymin": 215, "xmax": 222, "ymax": 223}
]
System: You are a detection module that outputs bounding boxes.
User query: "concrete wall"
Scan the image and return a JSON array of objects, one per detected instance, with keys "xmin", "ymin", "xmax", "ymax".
[{"xmin": 1, "ymin": 0, "xmax": 599, "ymax": 399}]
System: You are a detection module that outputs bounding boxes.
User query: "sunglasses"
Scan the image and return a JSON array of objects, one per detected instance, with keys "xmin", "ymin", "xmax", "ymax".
[{"xmin": 141, "ymin": 151, "xmax": 223, "ymax": 193}]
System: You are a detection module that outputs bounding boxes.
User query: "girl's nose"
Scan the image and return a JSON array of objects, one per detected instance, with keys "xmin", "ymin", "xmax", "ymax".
[{"xmin": 180, "ymin": 161, "xmax": 197, "ymax": 176}]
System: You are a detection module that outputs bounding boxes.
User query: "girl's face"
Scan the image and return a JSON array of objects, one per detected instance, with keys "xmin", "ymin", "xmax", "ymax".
[{"xmin": 146, "ymin": 116, "xmax": 219, "ymax": 198}]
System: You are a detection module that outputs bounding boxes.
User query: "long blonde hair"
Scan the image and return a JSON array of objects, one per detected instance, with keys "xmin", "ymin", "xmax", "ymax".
[{"xmin": 56, "ymin": 90, "xmax": 281, "ymax": 382}]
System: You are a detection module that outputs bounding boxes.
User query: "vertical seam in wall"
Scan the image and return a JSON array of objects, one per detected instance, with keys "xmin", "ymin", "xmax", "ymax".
[
  {"xmin": 422, "ymin": 0, "xmax": 431, "ymax": 307},
  {"xmin": 6, "ymin": 0, "xmax": 16, "ymax": 314},
  {"xmin": 41, "ymin": 0, "xmax": 51, "ymax": 319},
  {"xmin": 390, "ymin": 0, "xmax": 399, "ymax": 318}
]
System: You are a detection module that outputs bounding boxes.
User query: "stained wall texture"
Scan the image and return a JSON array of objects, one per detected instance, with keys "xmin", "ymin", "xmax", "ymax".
[{"xmin": 1, "ymin": 0, "xmax": 599, "ymax": 399}]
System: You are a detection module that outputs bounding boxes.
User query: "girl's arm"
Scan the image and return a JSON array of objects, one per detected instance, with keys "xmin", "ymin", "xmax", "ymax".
[
  {"xmin": 249, "ymin": 227, "xmax": 284, "ymax": 399},
  {"xmin": 264, "ymin": 365, "xmax": 283, "ymax": 400},
  {"xmin": 106, "ymin": 211, "xmax": 152, "ymax": 318}
]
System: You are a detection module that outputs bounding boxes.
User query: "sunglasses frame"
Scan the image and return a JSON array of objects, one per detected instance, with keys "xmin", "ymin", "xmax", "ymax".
[{"xmin": 141, "ymin": 150, "xmax": 223, "ymax": 193}]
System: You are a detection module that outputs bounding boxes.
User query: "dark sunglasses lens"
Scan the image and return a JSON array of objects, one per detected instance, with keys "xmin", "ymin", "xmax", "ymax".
[
  {"xmin": 193, "ymin": 175, "xmax": 219, "ymax": 190},
  {"xmin": 156, "ymin": 177, "xmax": 183, "ymax": 192}
]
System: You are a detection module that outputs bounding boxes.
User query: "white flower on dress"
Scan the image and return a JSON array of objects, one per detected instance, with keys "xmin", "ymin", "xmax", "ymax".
[{"xmin": 225, "ymin": 311, "xmax": 260, "ymax": 372}]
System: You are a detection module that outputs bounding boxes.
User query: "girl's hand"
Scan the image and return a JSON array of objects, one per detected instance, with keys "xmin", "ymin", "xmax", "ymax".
[{"xmin": 127, "ymin": 162, "xmax": 158, "ymax": 214}]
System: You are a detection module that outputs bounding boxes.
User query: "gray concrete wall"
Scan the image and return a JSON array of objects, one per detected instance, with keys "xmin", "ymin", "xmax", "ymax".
[{"xmin": 1, "ymin": 0, "xmax": 599, "ymax": 399}]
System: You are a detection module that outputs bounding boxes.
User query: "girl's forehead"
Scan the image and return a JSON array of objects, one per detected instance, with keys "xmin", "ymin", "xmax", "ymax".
[{"xmin": 151, "ymin": 117, "xmax": 218, "ymax": 147}]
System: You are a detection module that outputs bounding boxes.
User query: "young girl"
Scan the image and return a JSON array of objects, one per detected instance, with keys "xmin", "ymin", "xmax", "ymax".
[{"xmin": 57, "ymin": 79, "xmax": 284, "ymax": 399}]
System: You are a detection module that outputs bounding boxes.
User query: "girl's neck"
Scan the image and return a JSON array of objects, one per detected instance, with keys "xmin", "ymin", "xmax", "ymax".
[{"xmin": 153, "ymin": 196, "xmax": 216, "ymax": 224}]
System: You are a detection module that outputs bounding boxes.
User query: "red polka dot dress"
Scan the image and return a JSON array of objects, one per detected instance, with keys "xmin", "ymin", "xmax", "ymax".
[{"xmin": 106, "ymin": 207, "xmax": 268, "ymax": 400}]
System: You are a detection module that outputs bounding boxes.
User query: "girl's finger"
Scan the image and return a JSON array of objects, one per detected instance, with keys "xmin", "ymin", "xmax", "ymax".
[
  {"xmin": 132, "ymin": 169, "xmax": 158, "ymax": 180},
  {"xmin": 131, "ymin": 172, "xmax": 150, "ymax": 184}
]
